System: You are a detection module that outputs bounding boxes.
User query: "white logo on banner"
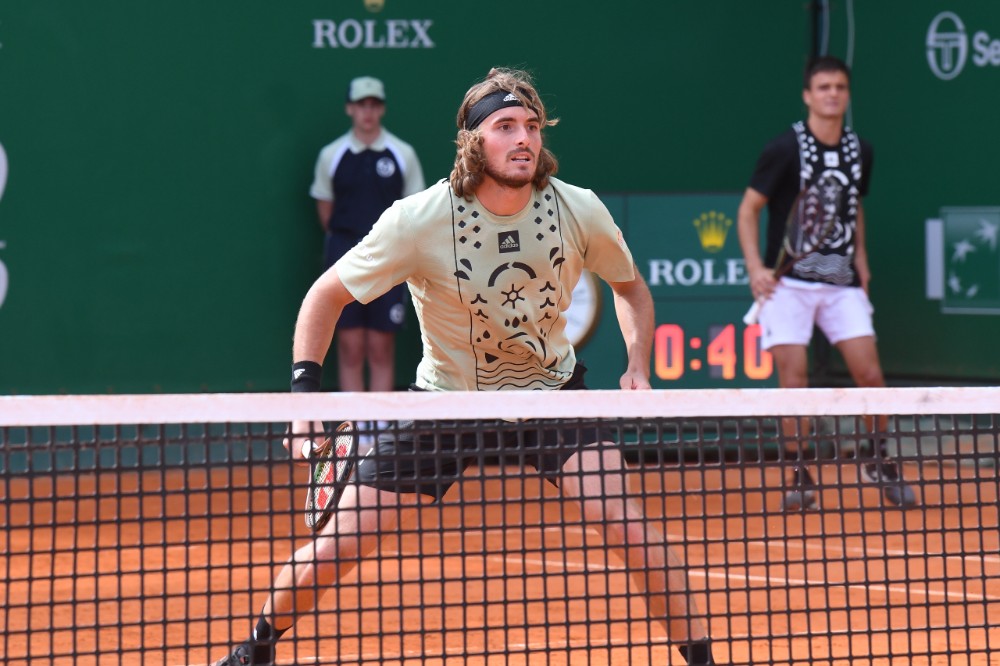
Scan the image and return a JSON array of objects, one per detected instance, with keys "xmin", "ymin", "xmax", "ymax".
[
  {"xmin": 925, "ymin": 208, "xmax": 1000, "ymax": 314},
  {"xmin": 311, "ymin": 19, "xmax": 434, "ymax": 49},
  {"xmin": 927, "ymin": 12, "xmax": 968, "ymax": 80},
  {"xmin": 927, "ymin": 11, "xmax": 1000, "ymax": 80}
]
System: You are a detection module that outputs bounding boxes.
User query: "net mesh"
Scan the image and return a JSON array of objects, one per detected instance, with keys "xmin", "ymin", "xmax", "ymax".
[{"xmin": 1, "ymin": 388, "xmax": 998, "ymax": 666}]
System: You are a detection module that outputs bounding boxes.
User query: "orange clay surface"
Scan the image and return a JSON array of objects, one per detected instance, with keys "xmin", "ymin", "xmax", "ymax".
[{"xmin": 2, "ymin": 461, "xmax": 997, "ymax": 665}]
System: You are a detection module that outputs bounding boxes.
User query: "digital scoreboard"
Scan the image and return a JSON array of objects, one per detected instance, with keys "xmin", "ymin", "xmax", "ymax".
[{"xmin": 571, "ymin": 193, "xmax": 777, "ymax": 389}]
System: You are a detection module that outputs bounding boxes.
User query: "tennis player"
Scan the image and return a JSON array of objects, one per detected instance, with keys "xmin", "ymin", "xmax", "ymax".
[
  {"xmin": 736, "ymin": 55, "xmax": 916, "ymax": 512},
  {"xmin": 216, "ymin": 68, "xmax": 717, "ymax": 665}
]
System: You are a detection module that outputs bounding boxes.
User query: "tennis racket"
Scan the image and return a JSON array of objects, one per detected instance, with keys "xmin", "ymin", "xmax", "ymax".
[
  {"xmin": 743, "ymin": 175, "xmax": 844, "ymax": 325},
  {"xmin": 303, "ymin": 421, "xmax": 358, "ymax": 532}
]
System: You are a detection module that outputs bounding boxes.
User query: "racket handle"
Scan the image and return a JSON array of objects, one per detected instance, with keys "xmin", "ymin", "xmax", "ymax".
[{"xmin": 743, "ymin": 299, "xmax": 762, "ymax": 326}]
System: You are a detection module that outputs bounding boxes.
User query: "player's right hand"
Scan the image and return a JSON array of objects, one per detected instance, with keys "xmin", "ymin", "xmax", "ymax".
[
  {"xmin": 284, "ymin": 419, "xmax": 326, "ymax": 462},
  {"xmin": 748, "ymin": 265, "xmax": 776, "ymax": 301}
]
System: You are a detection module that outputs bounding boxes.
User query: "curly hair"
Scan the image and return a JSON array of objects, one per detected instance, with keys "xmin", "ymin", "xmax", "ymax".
[{"xmin": 449, "ymin": 68, "xmax": 559, "ymax": 200}]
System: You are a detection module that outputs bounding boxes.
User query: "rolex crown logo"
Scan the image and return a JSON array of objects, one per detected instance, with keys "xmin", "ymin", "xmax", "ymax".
[
  {"xmin": 692, "ymin": 211, "xmax": 732, "ymax": 253},
  {"xmin": 364, "ymin": 0, "xmax": 385, "ymax": 12}
]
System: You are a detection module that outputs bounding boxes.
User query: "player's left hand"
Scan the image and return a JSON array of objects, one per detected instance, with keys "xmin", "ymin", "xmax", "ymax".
[
  {"xmin": 284, "ymin": 419, "xmax": 328, "ymax": 462},
  {"xmin": 619, "ymin": 369, "xmax": 651, "ymax": 390}
]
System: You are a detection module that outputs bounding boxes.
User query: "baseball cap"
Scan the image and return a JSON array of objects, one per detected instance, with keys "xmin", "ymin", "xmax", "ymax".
[{"xmin": 347, "ymin": 76, "xmax": 386, "ymax": 102}]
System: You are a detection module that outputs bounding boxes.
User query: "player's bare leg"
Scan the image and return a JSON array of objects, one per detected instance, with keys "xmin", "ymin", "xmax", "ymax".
[
  {"xmin": 837, "ymin": 335, "xmax": 917, "ymax": 508},
  {"xmin": 559, "ymin": 446, "xmax": 715, "ymax": 665},
  {"xmin": 836, "ymin": 335, "xmax": 884, "ymax": 389},
  {"xmin": 265, "ymin": 485, "xmax": 416, "ymax": 627},
  {"xmin": 215, "ymin": 485, "xmax": 420, "ymax": 665},
  {"xmin": 769, "ymin": 344, "xmax": 819, "ymax": 511}
]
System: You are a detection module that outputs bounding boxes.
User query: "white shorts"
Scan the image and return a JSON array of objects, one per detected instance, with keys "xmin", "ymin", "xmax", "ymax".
[{"xmin": 759, "ymin": 278, "xmax": 875, "ymax": 350}]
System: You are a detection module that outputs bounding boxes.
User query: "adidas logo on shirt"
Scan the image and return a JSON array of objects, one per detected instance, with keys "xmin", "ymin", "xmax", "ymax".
[{"xmin": 498, "ymin": 231, "xmax": 520, "ymax": 253}]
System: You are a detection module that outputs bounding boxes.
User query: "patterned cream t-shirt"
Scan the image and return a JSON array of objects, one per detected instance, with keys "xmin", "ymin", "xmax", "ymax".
[{"xmin": 335, "ymin": 177, "xmax": 635, "ymax": 391}]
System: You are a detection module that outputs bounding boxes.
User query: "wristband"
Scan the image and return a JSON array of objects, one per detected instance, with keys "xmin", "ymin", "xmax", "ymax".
[{"xmin": 291, "ymin": 360, "xmax": 322, "ymax": 393}]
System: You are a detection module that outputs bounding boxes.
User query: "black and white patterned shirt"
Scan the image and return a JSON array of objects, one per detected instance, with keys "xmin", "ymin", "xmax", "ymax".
[{"xmin": 748, "ymin": 121, "xmax": 873, "ymax": 286}]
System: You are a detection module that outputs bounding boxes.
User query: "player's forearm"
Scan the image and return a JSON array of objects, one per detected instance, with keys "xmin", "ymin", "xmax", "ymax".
[
  {"xmin": 292, "ymin": 270, "xmax": 352, "ymax": 363},
  {"xmin": 854, "ymin": 205, "xmax": 869, "ymax": 263},
  {"xmin": 853, "ymin": 246, "xmax": 871, "ymax": 273},
  {"xmin": 737, "ymin": 212, "xmax": 764, "ymax": 271},
  {"xmin": 611, "ymin": 273, "xmax": 654, "ymax": 378},
  {"xmin": 853, "ymin": 204, "xmax": 872, "ymax": 283},
  {"xmin": 737, "ymin": 189, "xmax": 767, "ymax": 272},
  {"xmin": 292, "ymin": 301, "xmax": 336, "ymax": 365}
]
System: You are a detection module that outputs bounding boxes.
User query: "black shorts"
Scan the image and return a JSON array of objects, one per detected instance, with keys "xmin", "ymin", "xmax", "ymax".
[{"xmin": 353, "ymin": 363, "xmax": 615, "ymax": 500}]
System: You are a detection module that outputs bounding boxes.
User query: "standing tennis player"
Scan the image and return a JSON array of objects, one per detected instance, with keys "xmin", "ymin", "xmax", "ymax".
[
  {"xmin": 216, "ymin": 68, "xmax": 717, "ymax": 665},
  {"xmin": 736, "ymin": 55, "xmax": 916, "ymax": 512}
]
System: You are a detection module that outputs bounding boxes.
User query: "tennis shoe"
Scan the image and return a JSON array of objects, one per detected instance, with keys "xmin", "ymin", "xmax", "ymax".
[
  {"xmin": 214, "ymin": 640, "xmax": 274, "ymax": 666},
  {"xmin": 861, "ymin": 459, "xmax": 917, "ymax": 509},
  {"xmin": 781, "ymin": 486, "xmax": 818, "ymax": 511},
  {"xmin": 781, "ymin": 466, "xmax": 819, "ymax": 512}
]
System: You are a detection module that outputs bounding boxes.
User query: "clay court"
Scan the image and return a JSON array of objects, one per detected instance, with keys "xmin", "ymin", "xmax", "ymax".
[{"xmin": 4, "ymin": 456, "xmax": 997, "ymax": 666}]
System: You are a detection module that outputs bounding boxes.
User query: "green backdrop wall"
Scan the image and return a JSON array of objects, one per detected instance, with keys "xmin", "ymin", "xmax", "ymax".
[
  {"xmin": 0, "ymin": 1, "xmax": 996, "ymax": 394},
  {"xmin": 820, "ymin": 3, "xmax": 1000, "ymax": 385}
]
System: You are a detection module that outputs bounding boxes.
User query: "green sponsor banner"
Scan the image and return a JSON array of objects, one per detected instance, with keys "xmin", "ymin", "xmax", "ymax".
[
  {"xmin": 940, "ymin": 208, "xmax": 1000, "ymax": 314},
  {"xmin": 576, "ymin": 194, "xmax": 776, "ymax": 389},
  {"xmin": 819, "ymin": 2, "xmax": 1000, "ymax": 383}
]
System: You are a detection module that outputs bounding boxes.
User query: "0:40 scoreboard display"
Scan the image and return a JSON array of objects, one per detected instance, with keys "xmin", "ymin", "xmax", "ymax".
[
  {"xmin": 653, "ymin": 320, "xmax": 772, "ymax": 383},
  {"xmin": 571, "ymin": 193, "xmax": 778, "ymax": 389},
  {"xmin": 621, "ymin": 192, "xmax": 777, "ymax": 388}
]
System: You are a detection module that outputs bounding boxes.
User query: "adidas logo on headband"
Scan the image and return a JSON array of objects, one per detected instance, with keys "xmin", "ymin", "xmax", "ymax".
[{"xmin": 465, "ymin": 89, "xmax": 529, "ymax": 130}]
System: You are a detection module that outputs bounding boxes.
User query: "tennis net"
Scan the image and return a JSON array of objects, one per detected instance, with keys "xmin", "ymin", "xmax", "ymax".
[{"xmin": 1, "ymin": 387, "xmax": 998, "ymax": 665}]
